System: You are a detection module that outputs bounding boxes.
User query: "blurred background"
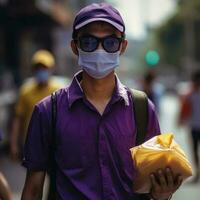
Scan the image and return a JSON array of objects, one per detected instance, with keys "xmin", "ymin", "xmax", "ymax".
[{"xmin": 0, "ymin": 0, "xmax": 200, "ymax": 199}]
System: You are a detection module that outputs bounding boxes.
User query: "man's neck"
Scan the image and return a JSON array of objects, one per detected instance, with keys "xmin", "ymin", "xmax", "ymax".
[{"xmin": 81, "ymin": 72, "xmax": 116, "ymax": 102}]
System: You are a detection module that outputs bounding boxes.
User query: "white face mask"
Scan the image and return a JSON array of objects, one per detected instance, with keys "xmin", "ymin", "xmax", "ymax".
[{"xmin": 78, "ymin": 49, "xmax": 120, "ymax": 79}]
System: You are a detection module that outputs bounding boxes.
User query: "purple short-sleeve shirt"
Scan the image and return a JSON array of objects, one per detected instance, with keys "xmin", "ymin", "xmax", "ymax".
[{"xmin": 23, "ymin": 71, "xmax": 160, "ymax": 200}]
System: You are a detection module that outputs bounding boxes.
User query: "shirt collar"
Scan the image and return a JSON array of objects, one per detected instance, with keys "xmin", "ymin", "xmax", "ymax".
[{"xmin": 67, "ymin": 71, "xmax": 129, "ymax": 108}]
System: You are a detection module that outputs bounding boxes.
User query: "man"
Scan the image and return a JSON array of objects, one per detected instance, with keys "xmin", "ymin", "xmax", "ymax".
[
  {"xmin": 21, "ymin": 3, "xmax": 182, "ymax": 200},
  {"xmin": 142, "ymin": 71, "xmax": 164, "ymax": 113},
  {"xmin": 10, "ymin": 49, "xmax": 64, "ymax": 160},
  {"xmin": 179, "ymin": 70, "xmax": 200, "ymax": 183}
]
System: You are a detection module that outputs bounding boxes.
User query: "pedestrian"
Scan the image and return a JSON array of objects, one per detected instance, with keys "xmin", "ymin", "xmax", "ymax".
[
  {"xmin": 0, "ymin": 130, "xmax": 12, "ymax": 200},
  {"xmin": 9, "ymin": 49, "xmax": 64, "ymax": 161},
  {"xmin": 0, "ymin": 172, "xmax": 12, "ymax": 200},
  {"xmin": 178, "ymin": 69, "xmax": 200, "ymax": 183},
  {"xmin": 21, "ymin": 3, "xmax": 182, "ymax": 200},
  {"xmin": 142, "ymin": 71, "xmax": 164, "ymax": 112}
]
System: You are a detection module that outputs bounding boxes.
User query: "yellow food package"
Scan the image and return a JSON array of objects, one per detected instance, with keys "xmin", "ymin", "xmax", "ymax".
[{"xmin": 130, "ymin": 133, "xmax": 193, "ymax": 193}]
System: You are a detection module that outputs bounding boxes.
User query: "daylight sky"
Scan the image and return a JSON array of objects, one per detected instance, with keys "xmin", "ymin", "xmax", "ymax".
[{"xmin": 107, "ymin": 0, "xmax": 177, "ymax": 39}]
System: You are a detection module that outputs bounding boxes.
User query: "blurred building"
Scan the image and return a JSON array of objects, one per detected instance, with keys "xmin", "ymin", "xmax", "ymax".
[
  {"xmin": 0, "ymin": 0, "xmax": 104, "ymax": 87},
  {"xmin": 0, "ymin": 1, "xmax": 58, "ymax": 84}
]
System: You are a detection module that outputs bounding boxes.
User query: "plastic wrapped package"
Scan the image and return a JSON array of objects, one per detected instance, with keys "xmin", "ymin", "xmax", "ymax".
[{"xmin": 130, "ymin": 133, "xmax": 193, "ymax": 193}]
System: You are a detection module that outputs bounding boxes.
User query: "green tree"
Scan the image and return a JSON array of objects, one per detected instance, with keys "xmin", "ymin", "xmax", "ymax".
[{"xmin": 154, "ymin": 0, "xmax": 200, "ymax": 69}]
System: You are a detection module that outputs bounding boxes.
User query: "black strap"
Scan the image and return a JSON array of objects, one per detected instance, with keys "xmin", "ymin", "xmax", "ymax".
[
  {"xmin": 48, "ymin": 92, "xmax": 57, "ymax": 200},
  {"xmin": 130, "ymin": 89, "xmax": 148, "ymax": 146},
  {"xmin": 51, "ymin": 92, "xmax": 57, "ymax": 146}
]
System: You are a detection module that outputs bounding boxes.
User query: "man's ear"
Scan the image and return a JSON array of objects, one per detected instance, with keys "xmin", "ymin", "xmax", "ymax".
[
  {"xmin": 120, "ymin": 39, "xmax": 128, "ymax": 55},
  {"xmin": 71, "ymin": 40, "xmax": 78, "ymax": 55}
]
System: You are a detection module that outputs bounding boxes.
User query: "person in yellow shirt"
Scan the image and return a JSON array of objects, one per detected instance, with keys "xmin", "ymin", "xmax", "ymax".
[{"xmin": 10, "ymin": 49, "xmax": 64, "ymax": 161}]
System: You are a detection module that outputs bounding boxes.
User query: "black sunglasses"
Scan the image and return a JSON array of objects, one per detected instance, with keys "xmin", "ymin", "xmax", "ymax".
[{"xmin": 75, "ymin": 34, "xmax": 124, "ymax": 53}]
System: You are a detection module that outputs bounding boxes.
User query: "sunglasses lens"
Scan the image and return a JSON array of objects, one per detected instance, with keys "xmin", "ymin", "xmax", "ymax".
[
  {"xmin": 79, "ymin": 36, "xmax": 98, "ymax": 52},
  {"xmin": 78, "ymin": 35, "xmax": 122, "ymax": 53},
  {"xmin": 103, "ymin": 37, "xmax": 121, "ymax": 53}
]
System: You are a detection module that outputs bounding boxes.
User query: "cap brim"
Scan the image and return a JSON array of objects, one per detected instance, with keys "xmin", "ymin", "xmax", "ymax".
[{"xmin": 75, "ymin": 18, "xmax": 124, "ymax": 32}]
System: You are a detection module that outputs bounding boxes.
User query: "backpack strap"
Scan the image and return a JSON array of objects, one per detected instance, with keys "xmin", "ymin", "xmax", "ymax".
[
  {"xmin": 48, "ymin": 91, "xmax": 58, "ymax": 200},
  {"xmin": 130, "ymin": 89, "xmax": 148, "ymax": 146},
  {"xmin": 51, "ymin": 92, "xmax": 57, "ymax": 146}
]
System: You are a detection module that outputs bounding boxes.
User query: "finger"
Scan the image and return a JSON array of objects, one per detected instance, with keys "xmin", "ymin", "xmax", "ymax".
[
  {"xmin": 166, "ymin": 168, "xmax": 174, "ymax": 188},
  {"xmin": 150, "ymin": 173, "xmax": 160, "ymax": 191},
  {"xmin": 158, "ymin": 169, "xmax": 167, "ymax": 188},
  {"xmin": 175, "ymin": 175, "xmax": 183, "ymax": 190}
]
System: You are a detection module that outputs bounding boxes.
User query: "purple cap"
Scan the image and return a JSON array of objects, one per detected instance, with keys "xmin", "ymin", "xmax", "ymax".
[{"xmin": 72, "ymin": 3, "xmax": 125, "ymax": 37}]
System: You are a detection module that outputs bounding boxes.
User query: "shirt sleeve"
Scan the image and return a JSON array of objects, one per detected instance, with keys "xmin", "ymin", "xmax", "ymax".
[
  {"xmin": 145, "ymin": 99, "xmax": 161, "ymax": 141},
  {"xmin": 22, "ymin": 100, "xmax": 52, "ymax": 171}
]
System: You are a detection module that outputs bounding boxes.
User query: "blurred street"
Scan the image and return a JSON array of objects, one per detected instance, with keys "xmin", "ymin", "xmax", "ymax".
[{"xmin": 0, "ymin": 92, "xmax": 199, "ymax": 200}]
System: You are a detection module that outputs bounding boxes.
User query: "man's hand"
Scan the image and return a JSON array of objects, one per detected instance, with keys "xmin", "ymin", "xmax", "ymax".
[{"xmin": 149, "ymin": 167, "xmax": 182, "ymax": 200}]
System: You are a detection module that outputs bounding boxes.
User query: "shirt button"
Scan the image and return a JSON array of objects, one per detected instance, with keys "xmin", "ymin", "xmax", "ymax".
[
  {"xmin": 102, "ymin": 159, "xmax": 106, "ymax": 165},
  {"xmin": 100, "ymin": 157, "xmax": 106, "ymax": 166}
]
